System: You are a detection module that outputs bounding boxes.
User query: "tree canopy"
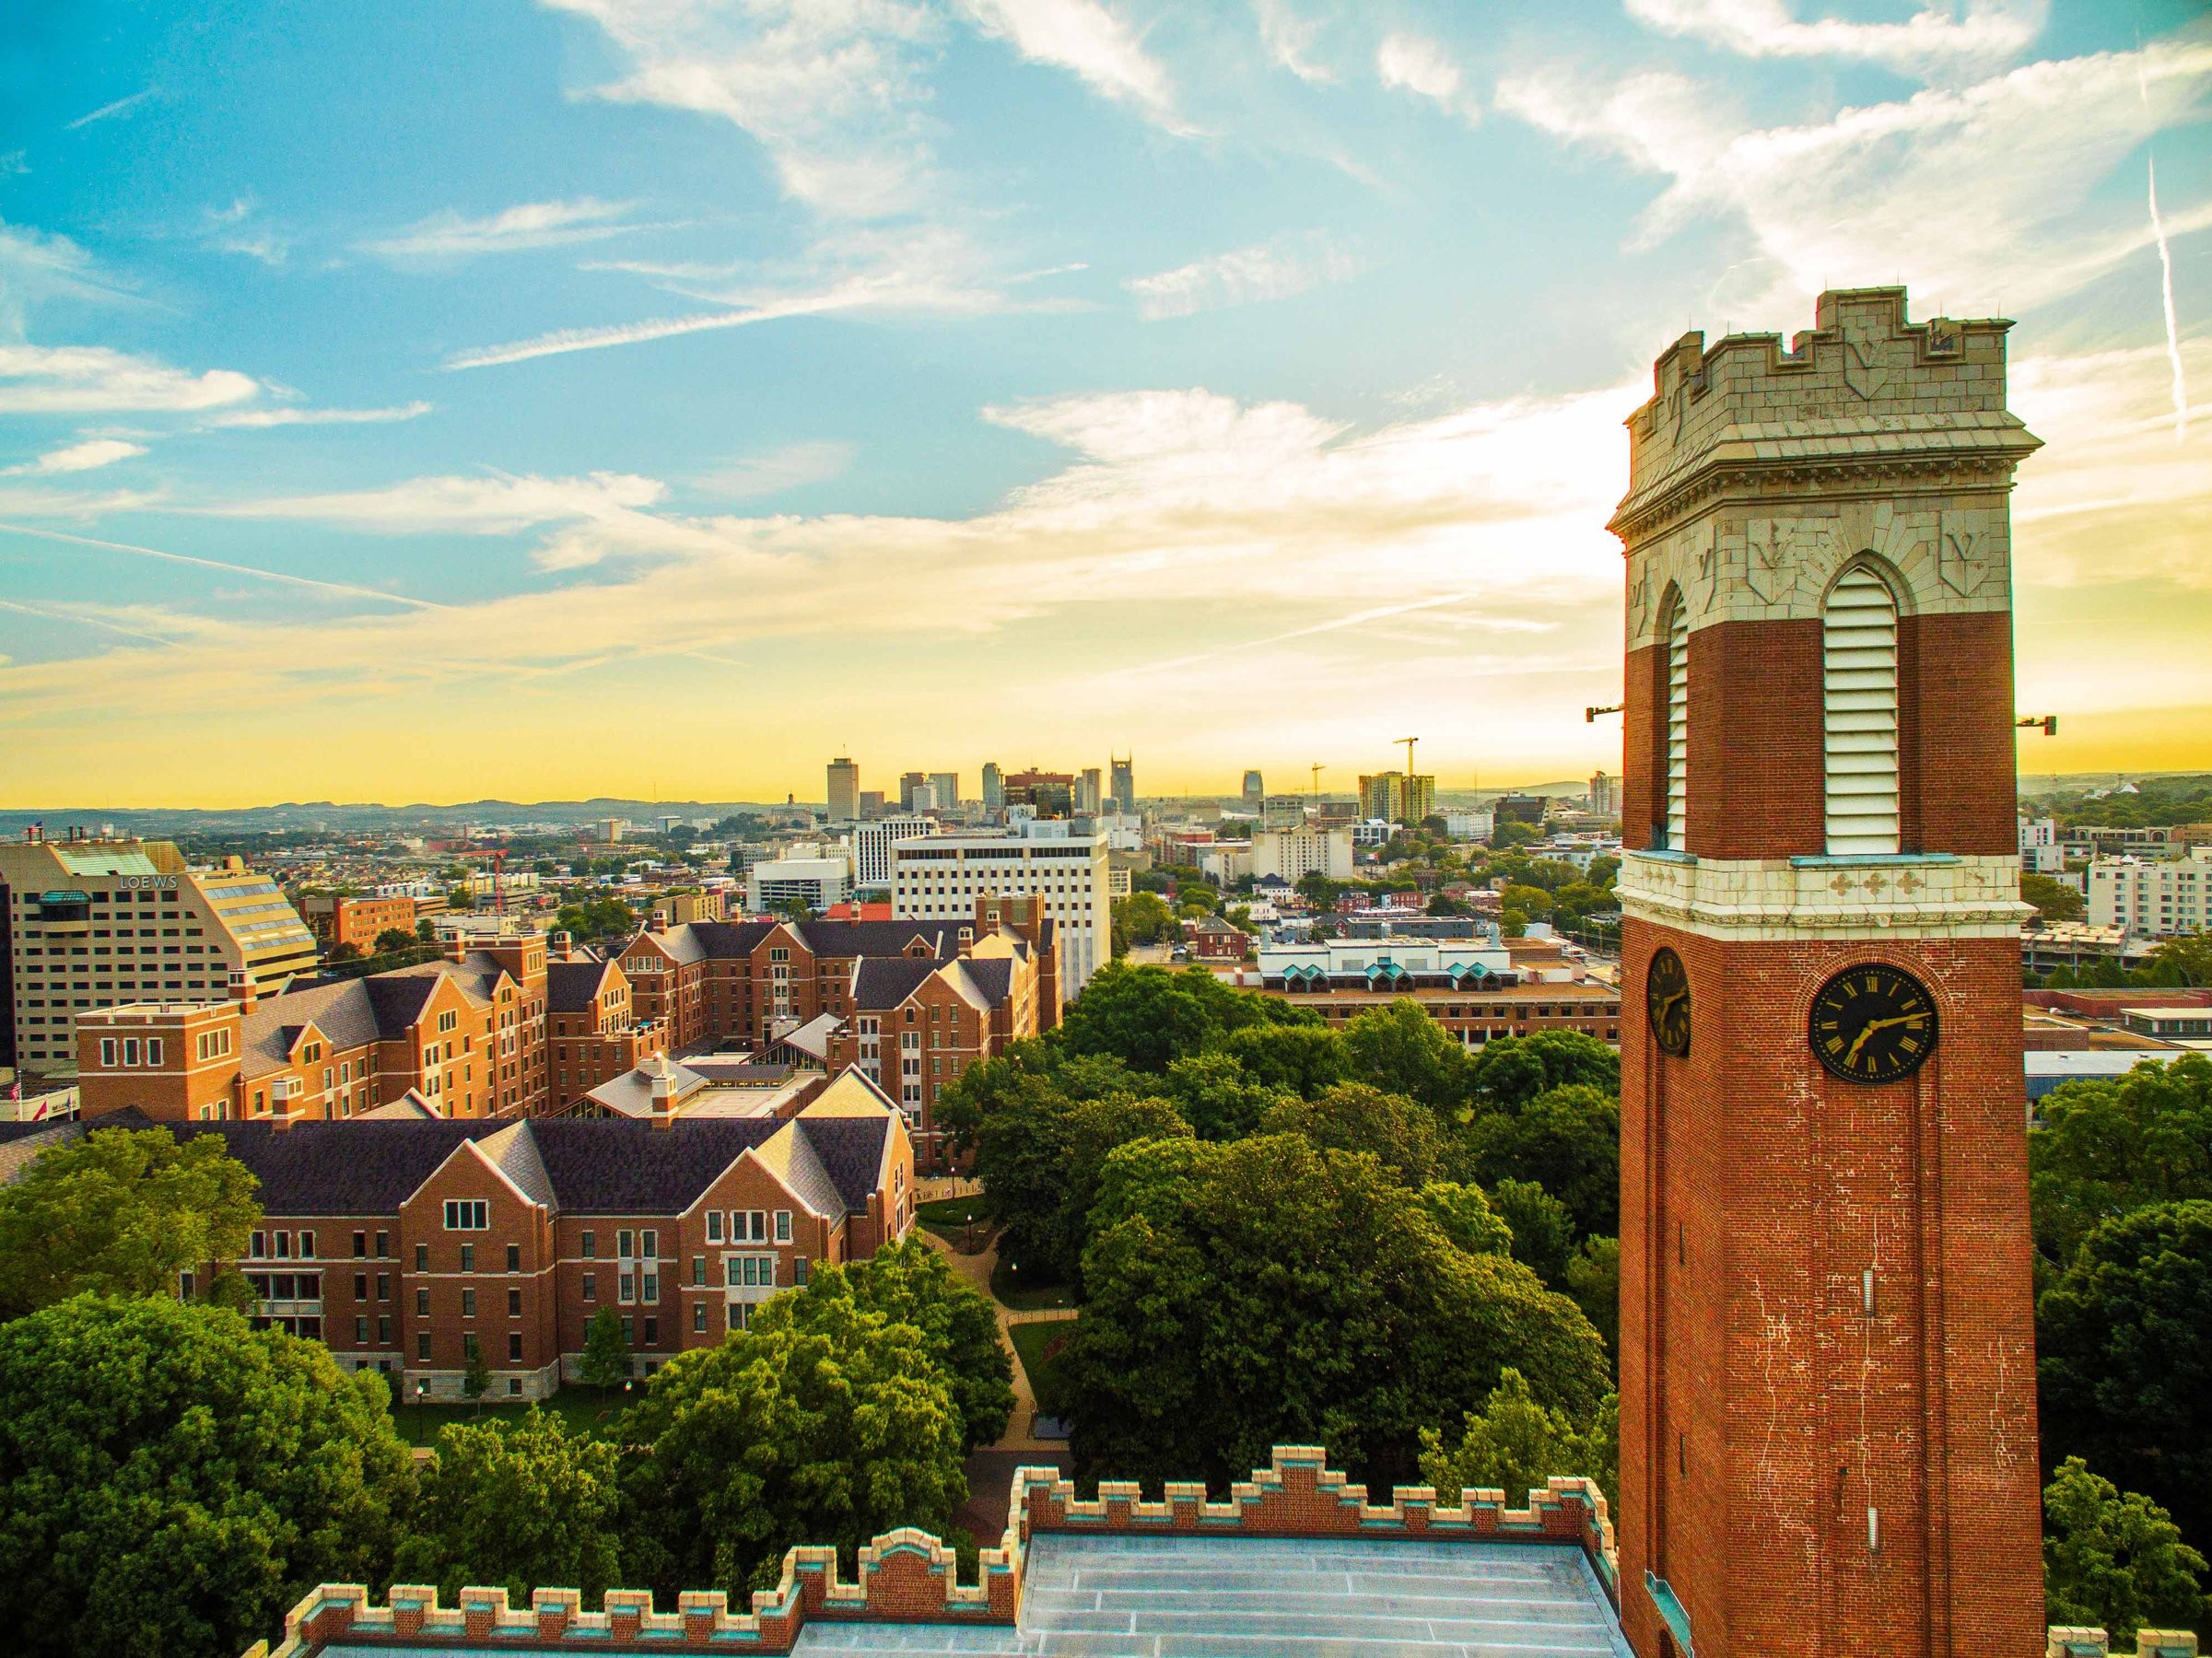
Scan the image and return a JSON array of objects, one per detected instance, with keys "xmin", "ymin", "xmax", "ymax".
[
  {"xmin": 395, "ymin": 1408, "xmax": 622, "ymax": 1605},
  {"xmin": 2029, "ymin": 1056, "xmax": 2212, "ymax": 1280},
  {"xmin": 0, "ymin": 1127, "xmax": 261, "ymax": 1318},
  {"xmin": 1418, "ymin": 1368, "xmax": 1619, "ymax": 1510},
  {"xmin": 0, "ymin": 1296, "xmax": 414, "ymax": 1658},
  {"xmin": 1061, "ymin": 1134, "xmax": 1609, "ymax": 1490},
  {"xmin": 620, "ymin": 1290, "xmax": 967, "ymax": 1597},
  {"xmin": 2042, "ymin": 1455, "xmax": 2206, "ymax": 1640}
]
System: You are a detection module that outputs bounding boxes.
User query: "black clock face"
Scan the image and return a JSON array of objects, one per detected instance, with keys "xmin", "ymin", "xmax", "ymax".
[
  {"xmin": 1646, "ymin": 947, "xmax": 1691, "ymax": 1057},
  {"xmin": 1809, "ymin": 963, "xmax": 1937, "ymax": 1083}
]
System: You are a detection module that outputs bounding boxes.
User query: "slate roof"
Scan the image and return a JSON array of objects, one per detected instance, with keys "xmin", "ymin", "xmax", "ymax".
[
  {"xmin": 240, "ymin": 979, "xmax": 385, "ymax": 1078},
  {"xmin": 546, "ymin": 959, "xmax": 613, "ymax": 1014},
  {"xmin": 851, "ymin": 957, "xmax": 940, "ymax": 1010}
]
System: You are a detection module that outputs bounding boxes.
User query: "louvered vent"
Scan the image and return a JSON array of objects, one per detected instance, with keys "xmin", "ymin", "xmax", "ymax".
[
  {"xmin": 1666, "ymin": 596, "xmax": 1689, "ymax": 853},
  {"xmin": 1823, "ymin": 565, "xmax": 1901, "ymax": 854}
]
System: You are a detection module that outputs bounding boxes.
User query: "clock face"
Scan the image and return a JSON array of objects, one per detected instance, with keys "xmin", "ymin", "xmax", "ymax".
[
  {"xmin": 1646, "ymin": 946, "xmax": 1691, "ymax": 1057},
  {"xmin": 1809, "ymin": 963, "xmax": 1938, "ymax": 1083}
]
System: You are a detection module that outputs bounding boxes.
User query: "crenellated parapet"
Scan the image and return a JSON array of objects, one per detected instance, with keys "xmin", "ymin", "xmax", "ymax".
[
  {"xmin": 2048, "ymin": 1630, "xmax": 2200, "ymax": 1658},
  {"xmin": 1015, "ymin": 1443, "xmax": 1622, "ymax": 1606}
]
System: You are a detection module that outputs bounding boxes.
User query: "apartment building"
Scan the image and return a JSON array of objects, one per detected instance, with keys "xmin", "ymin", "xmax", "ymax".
[
  {"xmin": 547, "ymin": 955, "xmax": 666, "ymax": 1113},
  {"xmin": 21, "ymin": 1074, "xmax": 913, "ymax": 1399},
  {"xmin": 74, "ymin": 934, "xmax": 550, "ymax": 1122},
  {"xmin": 302, "ymin": 894, "xmax": 419, "ymax": 954},
  {"xmin": 613, "ymin": 903, "xmax": 1059, "ymax": 1167},
  {"xmin": 0, "ymin": 831, "xmax": 319, "ymax": 1075},
  {"xmin": 745, "ymin": 857, "xmax": 849, "ymax": 915},
  {"xmin": 847, "ymin": 816, "xmax": 935, "ymax": 890},
  {"xmin": 1251, "ymin": 826, "xmax": 1354, "ymax": 884},
  {"xmin": 2088, "ymin": 846, "xmax": 2212, "ymax": 937},
  {"xmin": 892, "ymin": 825, "xmax": 1109, "ymax": 991},
  {"xmin": 1255, "ymin": 936, "xmax": 1623, "ymax": 1048}
]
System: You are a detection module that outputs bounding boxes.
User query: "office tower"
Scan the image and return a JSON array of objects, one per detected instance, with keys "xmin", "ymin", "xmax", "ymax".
[{"xmin": 826, "ymin": 757, "xmax": 860, "ymax": 822}]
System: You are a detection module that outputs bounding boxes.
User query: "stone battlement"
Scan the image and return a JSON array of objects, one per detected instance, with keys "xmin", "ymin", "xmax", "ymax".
[
  {"xmin": 1611, "ymin": 286, "xmax": 2038, "ymax": 547},
  {"xmin": 239, "ymin": 1444, "xmax": 1619, "ymax": 1656}
]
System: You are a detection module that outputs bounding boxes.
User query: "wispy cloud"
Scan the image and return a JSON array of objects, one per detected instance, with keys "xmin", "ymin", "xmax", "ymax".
[
  {"xmin": 958, "ymin": 0, "xmax": 1197, "ymax": 134},
  {"xmin": 1126, "ymin": 232, "xmax": 1366, "ymax": 320},
  {"xmin": 0, "ymin": 344, "xmax": 258, "ymax": 414},
  {"xmin": 0, "ymin": 520, "xmax": 447, "ymax": 609},
  {"xmin": 443, "ymin": 286, "xmax": 876, "ymax": 370},
  {"xmin": 3, "ymin": 438, "xmax": 146, "ymax": 475},
  {"xmin": 2147, "ymin": 157, "xmax": 2188, "ymax": 445},
  {"xmin": 211, "ymin": 471, "xmax": 667, "ymax": 538},
  {"xmin": 64, "ymin": 88, "xmax": 155, "ymax": 130},
  {"xmin": 205, "ymin": 402, "xmax": 433, "ymax": 429},
  {"xmin": 203, "ymin": 195, "xmax": 289, "ymax": 266},
  {"xmin": 362, "ymin": 197, "xmax": 640, "ymax": 260},
  {"xmin": 1377, "ymin": 32, "xmax": 1477, "ymax": 121},
  {"xmin": 1623, "ymin": 0, "xmax": 2045, "ymax": 70},
  {"xmin": 0, "ymin": 222, "xmax": 135, "ymax": 330},
  {"xmin": 693, "ymin": 441, "xmax": 855, "ymax": 500},
  {"xmin": 1253, "ymin": 0, "xmax": 1334, "ymax": 84},
  {"xmin": 1499, "ymin": 36, "xmax": 2212, "ymax": 317}
]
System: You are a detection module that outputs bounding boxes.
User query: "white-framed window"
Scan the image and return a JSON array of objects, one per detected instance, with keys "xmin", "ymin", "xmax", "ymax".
[
  {"xmin": 1823, "ymin": 562, "xmax": 1902, "ymax": 855},
  {"xmin": 775, "ymin": 1210, "xmax": 791, "ymax": 1242},
  {"xmin": 706, "ymin": 1210, "xmax": 724, "ymax": 1244},
  {"xmin": 443, "ymin": 1199, "xmax": 488, "ymax": 1231}
]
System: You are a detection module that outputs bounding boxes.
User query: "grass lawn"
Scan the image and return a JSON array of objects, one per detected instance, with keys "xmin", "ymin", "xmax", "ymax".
[
  {"xmin": 989, "ymin": 1255, "xmax": 1075, "ymax": 1311},
  {"xmin": 916, "ymin": 1195, "xmax": 995, "ymax": 1250},
  {"xmin": 1007, "ymin": 1320, "xmax": 1072, "ymax": 1419},
  {"xmin": 390, "ymin": 1384, "xmax": 634, "ymax": 1447}
]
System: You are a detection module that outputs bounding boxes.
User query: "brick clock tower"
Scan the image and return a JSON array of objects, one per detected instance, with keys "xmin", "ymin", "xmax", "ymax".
[{"xmin": 1611, "ymin": 289, "xmax": 2045, "ymax": 1658}]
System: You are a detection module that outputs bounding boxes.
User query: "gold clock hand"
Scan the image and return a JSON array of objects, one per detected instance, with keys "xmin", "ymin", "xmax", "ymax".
[{"xmin": 1843, "ymin": 1015, "xmax": 1916, "ymax": 1066}]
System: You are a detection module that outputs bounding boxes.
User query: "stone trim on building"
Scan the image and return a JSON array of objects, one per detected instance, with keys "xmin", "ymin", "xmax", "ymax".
[{"xmin": 1615, "ymin": 849, "xmax": 2031, "ymax": 940}]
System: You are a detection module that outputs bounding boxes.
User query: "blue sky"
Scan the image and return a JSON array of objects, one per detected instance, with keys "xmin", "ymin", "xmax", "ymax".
[{"xmin": 1, "ymin": 0, "xmax": 2207, "ymax": 806}]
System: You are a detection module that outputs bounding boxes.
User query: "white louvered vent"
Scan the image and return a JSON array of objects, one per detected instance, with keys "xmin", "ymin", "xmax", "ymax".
[
  {"xmin": 1666, "ymin": 597, "xmax": 1689, "ymax": 852},
  {"xmin": 1823, "ymin": 565, "xmax": 1901, "ymax": 855}
]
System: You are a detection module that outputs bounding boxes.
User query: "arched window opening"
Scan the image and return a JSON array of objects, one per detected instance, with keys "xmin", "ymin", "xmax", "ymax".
[
  {"xmin": 1665, "ymin": 591, "xmax": 1690, "ymax": 853},
  {"xmin": 1823, "ymin": 564, "xmax": 1902, "ymax": 855}
]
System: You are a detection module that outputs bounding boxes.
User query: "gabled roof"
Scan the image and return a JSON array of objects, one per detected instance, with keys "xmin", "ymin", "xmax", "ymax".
[
  {"xmin": 474, "ymin": 1120, "xmax": 556, "ymax": 1207},
  {"xmin": 850, "ymin": 957, "xmax": 939, "ymax": 1011},
  {"xmin": 743, "ymin": 1122, "xmax": 845, "ymax": 1219},
  {"xmin": 243, "ymin": 979, "xmax": 385, "ymax": 1076},
  {"xmin": 547, "ymin": 958, "xmax": 614, "ymax": 1013}
]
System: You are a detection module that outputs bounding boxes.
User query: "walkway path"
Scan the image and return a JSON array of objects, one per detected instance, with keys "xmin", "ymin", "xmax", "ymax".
[{"xmin": 918, "ymin": 1225, "xmax": 1074, "ymax": 1455}]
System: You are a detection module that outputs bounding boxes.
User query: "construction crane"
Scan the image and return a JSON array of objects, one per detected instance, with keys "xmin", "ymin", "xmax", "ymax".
[
  {"xmin": 1310, "ymin": 762, "xmax": 1326, "ymax": 800},
  {"xmin": 1398, "ymin": 737, "xmax": 1418, "ymax": 776}
]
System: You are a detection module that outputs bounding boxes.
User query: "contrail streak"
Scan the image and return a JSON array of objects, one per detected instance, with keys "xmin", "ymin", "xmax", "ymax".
[
  {"xmin": 0, "ymin": 520, "xmax": 449, "ymax": 609},
  {"xmin": 2148, "ymin": 156, "xmax": 2188, "ymax": 444}
]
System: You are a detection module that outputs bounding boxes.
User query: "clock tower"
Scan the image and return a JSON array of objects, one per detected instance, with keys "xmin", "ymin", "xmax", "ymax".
[{"xmin": 1611, "ymin": 289, "xmax": 2044, "ymax": 1658}]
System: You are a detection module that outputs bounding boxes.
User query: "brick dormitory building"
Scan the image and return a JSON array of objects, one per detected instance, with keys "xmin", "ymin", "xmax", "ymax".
[{"xmin": 4, "ymin": 1070, "xmax": 914, "ymax": 1398}]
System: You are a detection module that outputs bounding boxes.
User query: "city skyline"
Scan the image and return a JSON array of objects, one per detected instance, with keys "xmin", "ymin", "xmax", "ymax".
[{"xmin": 3, "ymin": 2, "xmax": 2209, "ymax": 808}]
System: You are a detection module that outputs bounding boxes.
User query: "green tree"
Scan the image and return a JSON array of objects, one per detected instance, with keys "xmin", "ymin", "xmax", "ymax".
[
  {"xmin": 1063, "ymin": 1135, "xmax": 1609, "ymax": 1490},
  {"xmin": 2141, "ymin": 932, "xmax": 2212, "ymax": 987},
  {"xmin": 1295, "ymin": 870, "xmax": 1347, "ymax": 910},
  {"xmin": 1261, "ymin": 1083, "xmax": 1454, "ymax": 1186},
  {"xmin": 2038, "ymin": 1200, "xmax": 2212, "ymax": 1550},
  {"xmin": 1057, "ymin": 963, "xmax": 1299, "ymax": 1074},
  {"xmin": 2029, "ymin": 1057, "xmax": 2212, "ymax": 1277},
  {"xmin": 1418, "ymin": 1368, "xmax": 1619, "ymax": 1510},
  {"xmin": 1490, "ymin": 1178, "xmax": 1578, "ymax": 1288},
  {"xmin": 1117, "ymin": 891, "xmax": 1178, "ymax": 947},
  {"xmin": 1220, "ymin": 1021, "xmax": 1349, "ymax": 1098},
  {"xmin": 0, "ymin": 1127, "xmax": 262, "ymax": 1318},
  {"xmin": 1462, "ymin": 1083, "xmax": 1622, "ymax": 1240},
  {"xmin": 578, "ymin": 1305, "xmax": 631, "ymax": 1389},
  {"xmin": 1340, "ymin": 998, "xmax": 1472, "ymax": 1113},
  {"xmin": 326, "ymin": 940, "xmax": 364, "ymax": 963},
  {"xmin": 0, "ymin": 1296, "xmax": 414, "ymax": 1658},
  {"xmin": 462, "ymin": 1337, "xmax": 492, "ymax": 1405},
  {"xmin": 415, "ymin": 917, "xmax": 438, "ymax": 943},
  {"xmin": 2023, "ymin": 872, "xmax": 2088, "ymax": 923},
  {"xmin": 1420, "ymin": 1181, "xmax": 1513, "ymax": 1255},
  {"xmin": 394, "ymin": 1408, "xmax": 622, "ymax": 1605},
  {"xmin": 373, "ymin": 927, "xmax": 417, "ymax": 955},
  {"xmin": 1161, "ymin": 1051, "xmax": 1291, "ymax": 1141},
  {"xmin": 1499, "ymin": 883, "xmax": 1552, "ymax": 922},
  {"xmin": 801, "ymin": 1238, "xmax": 1015, "ymax": 1451},
  {"xmin": 1564, "ymin": 1236, "xmax": 1621, "ymax": 1361},
  {"xmin": 1467, "ymin": 1031, "xmax": 1621, "ymax": 1114},
  {"xmin": 621, "ymin": 1291, "xmax": 967, "ymax": 1597},
  {"xmin": 2042, "ymin": 1456, "xmax": 2206, "ymax": 1641}
]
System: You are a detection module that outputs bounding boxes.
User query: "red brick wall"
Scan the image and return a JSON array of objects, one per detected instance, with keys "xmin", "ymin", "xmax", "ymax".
[
  {"xmin": 1902, "ymin": 610, "xmax": 2018, "ymax": 858},
  {"xmin": 1682, "ymin": 618, "xmax": 1826, "ymax": 858},
  {"xmin": 1622, "ymin": 641, "xmax": 1664, "ymax": 853},
  {"xmin": 1619, "ymin": 919, "xmax": 2042, "ymax": 1658}
]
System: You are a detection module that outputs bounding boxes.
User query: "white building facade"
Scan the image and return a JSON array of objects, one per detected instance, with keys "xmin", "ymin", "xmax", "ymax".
[
  {"xmin": 2087, "ymin": 847, "xmax": 2211, "ymax": 937},
  {"xmin": 891, "ymin": 825, "xmax": 1110, "ymax": 991},
  {"xmin": 746, "ymin": 857, "xmax": 850, "ymax": 915},
  {"xmin": 1250, "ymin": 827, "xmax": 1354, "ymax": 884},
  {"xmin": 846, "ymin": 816, "xmax": 936, "ymax": 890}
]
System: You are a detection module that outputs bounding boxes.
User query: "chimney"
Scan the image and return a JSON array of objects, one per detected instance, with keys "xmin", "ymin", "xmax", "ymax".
[
  {"xmin": 230, "ymin": 968, "xmax": 258, "ymax": 1013},
  {"xmin": 647, "ymin": 1054, "xmax": 680, "ymax": 1127}
]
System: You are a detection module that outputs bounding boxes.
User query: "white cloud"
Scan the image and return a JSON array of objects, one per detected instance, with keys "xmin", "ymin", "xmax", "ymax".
[
  {"xmin": 1624, "ymin": 0, "xmax": 2045, "ymax": 70},
  {"xmin": 693, "ymin": 440, "xmax": 855, "ymax": 499},
  {"xmin": 205, "ymin": 402, "xmax": 433, "ymax": 428},
  {"xmin": 362, "ymin": 197, "xmax": 640, "ymax": 260},
  {"xmin": 958, "ymin": 0, "xmax": 1193, "ymax": 132},
  {"xmin": 545, "ymin": 0, "xmax": 942, "ymax": 221},
  {"xmin": 1126, "ymin": 232, "xmax": 1365, "ymax": 320},
  {"xmin": 1498, "ymin": 37, "xmax": 2212, "ymax": 317},
  {"xmin": 0, "ymin": 222, "xmax": 132, "ymax": 331},
  {"xmin": 213, "ymin": 471, "xmax": 668, "ymax": 537},
  {"xmin": 0, "ymin": 344, "xmax": 258, "ymax": 414},
  {"xmin": 1253, "ymin": 0, "xmax": 1333, "ymax": 84},
  {"xmin": 1377, "ymin": 31, "xmax": 1475, "ymax": 120},
  {"xmin": 3, "ymin": 438, "xmax": 147, "ymax": 475}
]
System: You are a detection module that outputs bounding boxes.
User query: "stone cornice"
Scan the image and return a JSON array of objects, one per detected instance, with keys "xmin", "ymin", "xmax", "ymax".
[
  {"xmin": 1609, "ymin": 444, "xmax": 2035, "ymax": 549},
  {"xmin": 1617, "ymin": 851, "xmax": 2032, "ymax": 941}
]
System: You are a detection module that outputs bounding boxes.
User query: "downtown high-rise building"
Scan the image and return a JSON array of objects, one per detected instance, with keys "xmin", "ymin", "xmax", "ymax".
[
  {"xmin": 1241, "ymin": 770, "xmax": 1264, "ymax": 811},
  {"xmin": 980, "ymin": 763, "xmax": 1004, "ymax": 811},
  {"xmin": 929, "ymin": 772, "xmax": 960, "ymax": 811},
  {"xmin": 1075, "ymin": 767, "xmax": 1103, "ymax": 814},
  {"xmin": 826, "ymin": 756, "xmax": 860, "ymax": 822},
  {"xmin": 1109, "ymin": 755, "xmax": 1135, "ymax": 814}
]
